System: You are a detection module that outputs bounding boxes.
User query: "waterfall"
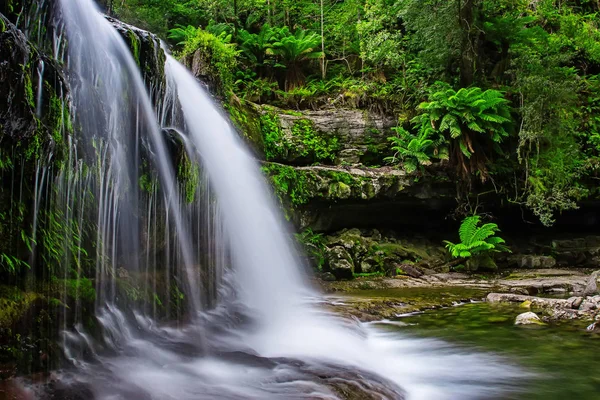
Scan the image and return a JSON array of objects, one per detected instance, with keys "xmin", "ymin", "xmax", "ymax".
[
  {"xmin": 27, "ymin": 0, "xmax": 532, "ymax": 398},
  {"xmin": 164, "ymin": 56, "xmax": 313, "ymax": 326},
  {"xmin": 58, "ymin": 0, "xmax": 200, "ymax": 313}
]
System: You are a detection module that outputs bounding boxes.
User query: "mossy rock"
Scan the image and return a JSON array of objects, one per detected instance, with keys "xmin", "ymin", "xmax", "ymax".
[
  {"xmin": 465, "ymin": 255, "xmax": 498, "ymax": 272},
  {"xmin": 0, "ymin": 286, "xmax": 41, "ymax": 329}
]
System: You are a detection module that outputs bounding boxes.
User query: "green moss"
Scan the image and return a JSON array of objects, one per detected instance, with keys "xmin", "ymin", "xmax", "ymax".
[
  {"xmin": 139, "ymin": 173, "xmax": 158, "ymax": 193},
  {"xmin": 65, "ymin": 278, "xmax": 96, "ymax": 303},
  {"xmin": 180, "ymin": 29, "xmax": 237, "ymax": 97},
  {"xmin": 290, "ymin": 119, "xmax": 339, "ymax": 163},
  {"xmin": 177, "ymin": 152, "xmax": 200, "ymax": 203},
  {"xmin": 23, "ymin": 71, "xmax": 35, "ymax": 109},
  {"xmin": 48, "ymin": 92, "xmax": 69, "ymax": 148},
  {"xmin": 261, "ymin": 112, "xmax": 286, "ymax": 160},
  {"xmin": 128, "ymin": 30, "xmax": 141, "ymax": 66},
  {"xmin": 24, "ymin": 125, "xmax": 42, "ymax": 161},
  {"xmin": 282, "ymin": 109, "xmax": 303, "ymax": 117},
  {"xmin": 262, "ymin": 163, "xmax": 311, "ymax": 208},
  {"xmin": 226, "ymin": 101, "xmax": 263, "ymax": 150},
  {"xmin": 353, "ymin": 272, "xmax": 385, "ymax": 278},
  {"xmin": 0, "ymin": 286, "xmax": 40, "ymax": 328}
]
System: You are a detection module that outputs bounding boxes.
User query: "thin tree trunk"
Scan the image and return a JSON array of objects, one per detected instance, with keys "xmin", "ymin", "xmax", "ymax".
[
  {"xmin": 233, "ymin": 0, "xmax": 238, "ymax": 36},
  {"xmin": 320, "ymin": 0, "xmax": 326, "ymax": 79},
  {"xmin": 458, "ymin": 0, "xmax": 478, "ymax": 87}
]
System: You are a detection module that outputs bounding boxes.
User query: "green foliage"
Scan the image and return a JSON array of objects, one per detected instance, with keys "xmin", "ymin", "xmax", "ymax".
[
  {"xmin": 271, "ymin": 28, "xmax": 324, "ymax": 90},
  {"xmin": 444, "ymin": 216, "xmax": 510, "ymax": 259},
  {"xmin": 295, "ymin": 229, "xmax": 327, "ymax": 270},
  {"xmin": 261, "ymin": 163, "xmax": 310, "ymax": 208},
  {"xmin": 384, "ymin": 127, "xmax": 434, "ymax": 173},
  {"xmin": 168, "ymin": 25, "xmax": 200, "ymax": 46},
  {"xmin": 65, "ymin": 278, "xmax": 96, "ymax": 303},
  {"xmin": 180, "ymin": 28, "xmax": 239, "ymax": 96},
  {"xmin": 260, "ymin": 112, "xmax": 286, "ymax": 160},
  {"xmin": 177, "ymin": 153, "xmax": 200, "ymax": 203},
  {"xmin": 113, "ymin": 0, "xmax": 205, "ymax": 38},
  {"xmin": 414, "ymin": 85, "xmax": 512, "ymax": 178},
  {"xmin": 290, "ymin": 119, "xmax": 339, "ymax": 163},
  {"xmin": 0, "ymin": 254, "xmax": 29, "ymax": 274},
  {"xmin": 61, "ymin": 0, "xmax": 600, "ymax": 225},
  {"xmin": 237, "ymin": 24, "xmax": 278, "ymax": 70}
]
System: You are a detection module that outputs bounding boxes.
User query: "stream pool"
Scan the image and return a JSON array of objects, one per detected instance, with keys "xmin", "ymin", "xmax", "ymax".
[{"xmin": 367, "ymin": 296, "xmax": 600, "ymax": 399}]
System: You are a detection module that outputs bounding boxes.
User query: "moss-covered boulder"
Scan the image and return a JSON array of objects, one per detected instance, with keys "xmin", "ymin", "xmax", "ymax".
[
  {"xmin": 0, "ymin": 281, "xmax": 97, "ymax": 377},
  {"xmin": 319, "ymin": 229, "xmax": 447, "ymax": 280}
]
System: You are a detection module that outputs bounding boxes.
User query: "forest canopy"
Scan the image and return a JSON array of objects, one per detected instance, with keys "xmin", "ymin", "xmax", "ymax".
[{"xmin": 103, "ymin": 0, "xmax": 600, "ymax": 226}]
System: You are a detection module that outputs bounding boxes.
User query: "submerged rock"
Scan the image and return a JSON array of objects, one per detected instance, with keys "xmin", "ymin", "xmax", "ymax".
[{"xmin": 515, "ymin": 312, "xmax": 544, "ymax": 325}]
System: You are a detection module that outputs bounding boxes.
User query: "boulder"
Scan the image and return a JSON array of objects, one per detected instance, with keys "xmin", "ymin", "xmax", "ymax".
[
  {"xmin": 326, "ymin": 246, "xmax": 355, "ymax": 280},
  {"xmin": 465, "ymin": 255, "xmax": 497, "ymax": 272},
  {"xmin": 583, "ymin": 270, "xmax": 599, "ymax": 296},
  {"xmin": 552, "ymin": 238, "xmax": 587, "ymax": 251},
  {"xmin": 567, "ymin": 296, "xmax": 584, "ymax": 309},
  {"xmin": 515, "ymin": 312, "xmax": 544, "ymax": 326},
  {"xmin": 396, "ymin": 264, "xmax": 424, "ymax": 278}
]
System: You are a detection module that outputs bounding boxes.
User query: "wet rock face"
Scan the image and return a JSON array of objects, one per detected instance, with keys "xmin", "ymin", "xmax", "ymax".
[
  {"xmin": 0, "ymin": 16, "xmax": 38, "ymax": 142},
  {"xmin": 108, "ymin": 17, "xmax": 166, "ymax": 92},
  {"xmin": 258, "ymin": 105, "xmax": 395, "ymax": 166},
  {"xmin": 0, "ymin": 13, "xmax": 70, "ymax": 148}
]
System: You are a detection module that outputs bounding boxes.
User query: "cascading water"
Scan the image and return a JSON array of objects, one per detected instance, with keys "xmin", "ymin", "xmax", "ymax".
[{"xmin": 19, "ymin": 0, "xmax": 531, "ymax": 398}]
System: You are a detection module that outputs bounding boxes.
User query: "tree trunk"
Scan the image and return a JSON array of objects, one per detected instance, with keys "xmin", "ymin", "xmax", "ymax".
[
  {"xmin": 458, "ymin": 0, "xmax": 479, "ymax": 87},
  {"xmin": 233, "ymin": 0, "xmax": 238, "ymax": 36},
  {"xmin": 320, "ymin": 0, "xmax": 326, "ymax": 79},
  {"xmin": 267, "ymin": 0, "xmax": 271, "ymax": 25}
]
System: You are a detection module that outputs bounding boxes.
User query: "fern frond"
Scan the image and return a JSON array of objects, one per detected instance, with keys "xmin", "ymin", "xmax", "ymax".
[{"xmin": 458, "ymin": 216, "xmax": 480, "ymax": 243}]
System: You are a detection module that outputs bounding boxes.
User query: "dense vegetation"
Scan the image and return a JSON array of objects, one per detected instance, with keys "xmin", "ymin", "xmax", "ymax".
[{"xmin": 102, "ymin": 0, "xmax": 600, "ymax": 227}]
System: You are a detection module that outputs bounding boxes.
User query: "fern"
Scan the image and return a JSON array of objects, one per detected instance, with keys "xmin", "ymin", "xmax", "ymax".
[
  {"xmin": 444, "ymin": 216, "xmax": 511, "ymax": 259},
  {"xmin": 412, "ymin": 83, "xmax": 512, "ymax": 177},
  {"xmin": 384, "ymin": 127, "xmax": 433, "ymax": 172}
]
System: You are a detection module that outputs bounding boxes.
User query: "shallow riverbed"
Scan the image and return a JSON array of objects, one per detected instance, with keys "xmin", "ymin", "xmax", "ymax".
[{"xmin": 364, "ymin": 294, "xmax": 600, "ymax": 399}]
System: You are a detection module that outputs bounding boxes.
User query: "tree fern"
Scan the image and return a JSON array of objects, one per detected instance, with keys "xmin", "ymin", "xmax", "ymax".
[
  {"xmin": 445, "ymin": 216, "xmax": 510, "ymax": 259},
  {"xmin": 271, "ymin": 27, "xmax": 323, "ymax": 90},
  {"xmin": 412, "ymin": 83, "xmax": 512, "ymax": 179}
]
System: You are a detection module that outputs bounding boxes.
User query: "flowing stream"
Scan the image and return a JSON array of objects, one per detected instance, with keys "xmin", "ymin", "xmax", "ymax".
[{"xmin": 36, "ymin": 0, "xmax": 530, "ymax": 398}]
